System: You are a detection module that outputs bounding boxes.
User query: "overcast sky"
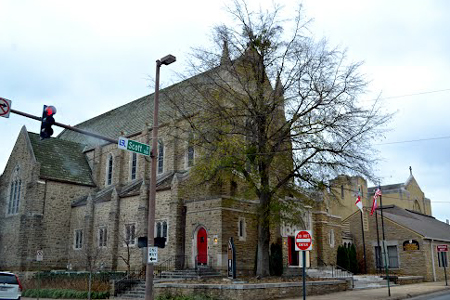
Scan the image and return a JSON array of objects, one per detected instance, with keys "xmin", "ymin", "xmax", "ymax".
[{"xmin": 1, "ymin": 0, "xmax": 449, "ymax": 221}]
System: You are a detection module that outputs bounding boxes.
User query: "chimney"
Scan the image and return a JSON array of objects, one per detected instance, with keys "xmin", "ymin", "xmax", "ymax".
[{"xmin": 446, "ymin": 219, "xmax": 449, "ymax": 225}]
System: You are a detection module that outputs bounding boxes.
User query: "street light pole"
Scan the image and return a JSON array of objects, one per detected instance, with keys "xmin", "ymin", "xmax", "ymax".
[{"xmin": 145, "ymin": 54, "xmax": 176, "ymax": 300}]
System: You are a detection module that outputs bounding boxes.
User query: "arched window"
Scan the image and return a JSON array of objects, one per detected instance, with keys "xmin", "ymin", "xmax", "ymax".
[
  {"xmin": 187, "ymin": 132, "xmax": 195, "ymax": 168},
  {"xmin": 8, "ymin": 165, "xmax": 21, "ymax": 215},
  {"xmin": 413, "ymin": 200, "xmax": 422, "ymax": 213},
  {"xmin": 162, "ymin": 221, "xmax": 167, "ymax": 238},
  {"xmin": 106, "ymin": 154, "xmax": 113, "ymax": 186},
  {"xmin": 158, "ymin": 140, "xmax": 164, "ymax": 174},
  {"xmin": 156, "ymin": 222, "xmax": 162, "ymax": 238},
  {"xmin": 130, "ymin": 152, "xmax": 137, "ymax": 180}
]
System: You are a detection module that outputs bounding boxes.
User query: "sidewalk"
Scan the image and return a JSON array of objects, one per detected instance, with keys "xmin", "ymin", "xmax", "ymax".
[
  {"xmin": 22, "ymin": 281, "xmax": 450, "ymax": 300},
  {"xmin": 283, "ymin": 281, "xmax": 450, "ymax": 300}
]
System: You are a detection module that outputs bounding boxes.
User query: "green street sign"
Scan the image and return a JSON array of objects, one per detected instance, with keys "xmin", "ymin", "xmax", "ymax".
[{"xmin": 118, "ymin": 137, "xmax": 150, "ymax": 156}]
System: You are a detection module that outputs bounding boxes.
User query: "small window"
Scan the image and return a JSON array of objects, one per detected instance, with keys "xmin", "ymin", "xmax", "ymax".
[
  {"xmin": 438, "ymin": 252, "xmax": 448, "ymax": 268},
  {"xmin": 230, "ymin": 181, "xmax": 237, "ymax": 196},
  {"xmin": 74, "ymin": 229, "xmax": 83, "ymax": 249},
  {"xmin": 98, "ymin": 227, "xmax": 107, "ymax": 248},
  {"xmin": 155, "ymin": 220, "xmax": 168, "ymax": 245},
  {"xmin": 106, "ymin": 154, "xmax": 113, "ymax": 186},
  {"xmin": 329, "ymin": 229, "xmax": 335, "ymax": 248},
  {"xmin": 187, "ymin": 133, "xmax": 195, "ymax": 167},
  {"xmin": 341, "ymin": 185, "xmax": 344, "ymax": 199},
  {"xmin": 158, "ymin": 140, "xmax": 164, "ymax": 174},
  {"xmin": 375, "ymin": 245, "xmax": 399, "ymax": 268},
  {"xmin": 125, "ymin": 224, "xmax": 136, "ymax": 245},
  {"xmin": 162, "ymin": 221, "xmax": 167, "ymax": 238},
  {"xmin": 130, "ymin": 152, "xmax": 137, "ymax": 180},
  {"xmin": 156, "ymin": 222, "xmax": 162, "ymax": 238},
  {"xmin": 187, "ymin": 146, "xmax": 195, "ymax": 167},
  {"xmin": 238, "ymin": 217, "xmax": 246, "ymax": 240}
]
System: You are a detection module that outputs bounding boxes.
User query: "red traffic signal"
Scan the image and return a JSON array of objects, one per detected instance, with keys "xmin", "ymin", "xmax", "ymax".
[{"xmin": 40, "ymin": 105, "xmax": 57, "ymax": 139}]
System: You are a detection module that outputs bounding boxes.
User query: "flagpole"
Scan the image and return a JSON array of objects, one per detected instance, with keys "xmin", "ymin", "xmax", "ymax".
[
  {"xmin": 357, "ymin": 186, "xmax": 367, "ymax": 274},
  {"xmin": 375, "ymin": 208, "xmax": 381, "ymax": 273},
  {"xmin": 360, "ymin": 209, "xmax": 367, "ymax": 273},
  {"xmin": 379, "ymin": 192, "xmax": 391, "ymax": 297}
]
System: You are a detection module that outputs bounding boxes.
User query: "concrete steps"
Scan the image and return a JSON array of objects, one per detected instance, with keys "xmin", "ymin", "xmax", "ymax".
[{"xmin": 353, "ymin": 275, "xmax": 397, "ymax": 290}]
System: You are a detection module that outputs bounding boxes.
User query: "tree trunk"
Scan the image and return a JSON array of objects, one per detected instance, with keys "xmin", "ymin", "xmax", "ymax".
[{"xmin": 256, "ymin": 192, "xmax": 271, "ymax": 277}]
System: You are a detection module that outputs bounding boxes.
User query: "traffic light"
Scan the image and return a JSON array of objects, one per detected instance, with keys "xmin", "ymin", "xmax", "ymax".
[
  {"xmin": 40, "ymin": 105, "xmax": 56, "ymax": 139},
  {"xmin": 137, "ymin": 236, "xmax": 166, "ymax": 248}
]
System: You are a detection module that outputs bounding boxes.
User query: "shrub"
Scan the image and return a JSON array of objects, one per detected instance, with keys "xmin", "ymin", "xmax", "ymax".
[
  {"xmin": 22, "ymin": 288, "xmax": 109, "ymax": 299},
  {"xmin": 269, "ymin": 243, "xmax": 283, "ymax": 276}
]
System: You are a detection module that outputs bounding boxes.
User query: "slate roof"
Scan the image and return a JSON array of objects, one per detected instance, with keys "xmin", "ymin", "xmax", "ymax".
[
  {"xmin": 57, "ymin": 66, "xmax": 221, "ymax": 146},
  {"xmin": 28, "ymin": 132, "xmax": 95, "ymax": 186},
  {"xmin": 71, "ymin": 171, "xmax": 188, "ymax": 207},
  {"xmin": 379, "ymin": 205, "xmax": 450, "ymax": 242}
]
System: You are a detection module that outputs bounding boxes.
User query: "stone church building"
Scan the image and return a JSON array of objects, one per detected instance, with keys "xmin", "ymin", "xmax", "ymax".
[{"xmin": 0, "ymin": 48, "xmax": 435, "ymax": 278}]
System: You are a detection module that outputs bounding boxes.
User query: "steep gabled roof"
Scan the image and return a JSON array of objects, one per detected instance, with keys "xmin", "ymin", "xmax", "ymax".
[
  {"xmin": 57, "ymin": 65, "xmax": 224, "ymax": 146},
  {"xmin": 28, "ymin": 132, "xmax": 95, "ymax": 186}
]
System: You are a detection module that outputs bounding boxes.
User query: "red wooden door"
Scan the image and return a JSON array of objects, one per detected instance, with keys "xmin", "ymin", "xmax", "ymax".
[{"xmin": 197, "ymin": 227, "xmax": 208, "ymax": 264}]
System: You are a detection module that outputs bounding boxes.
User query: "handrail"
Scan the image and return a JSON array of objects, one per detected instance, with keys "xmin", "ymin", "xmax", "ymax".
[{"xmin": 155, "ymin": 255, "xmax": 188, "ymax": 277}]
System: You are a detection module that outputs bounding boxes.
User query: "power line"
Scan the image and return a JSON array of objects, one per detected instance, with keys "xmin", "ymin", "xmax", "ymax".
[
  {"xmin": 365, "ymin": 88, "xmax": 450, "ymax": 103},
  {"xmin": 375, "ymin": 135, "xmax": 450, "ymax": 146}
]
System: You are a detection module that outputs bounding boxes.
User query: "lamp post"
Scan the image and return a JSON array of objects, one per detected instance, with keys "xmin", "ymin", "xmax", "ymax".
[{"xmin": 145, "ymin": 54, "xmax": 176, "ymax": 300}]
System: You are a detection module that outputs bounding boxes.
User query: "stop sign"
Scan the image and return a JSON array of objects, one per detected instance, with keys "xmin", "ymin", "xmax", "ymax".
[{"xmin": 295, "ymin": 230, "xmax": 312, "ymax": 251}]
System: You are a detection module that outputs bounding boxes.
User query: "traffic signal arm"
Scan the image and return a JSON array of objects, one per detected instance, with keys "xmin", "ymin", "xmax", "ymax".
[{"xmin": 10, "ymin": 108, "xmax": 118, "ymax": 144}]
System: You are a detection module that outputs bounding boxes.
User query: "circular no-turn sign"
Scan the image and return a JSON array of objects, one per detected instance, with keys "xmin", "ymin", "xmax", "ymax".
[
  {"xmin": 295, "ymin": 230, "xmax": 312, "ymax": 251},
  {"xmin": 0, "ymin": 97, "xmax": 12, "ymax": 118}
]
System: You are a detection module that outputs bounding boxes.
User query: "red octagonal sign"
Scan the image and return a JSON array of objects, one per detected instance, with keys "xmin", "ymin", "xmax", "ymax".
[{"xmin": 295, "ymin": 230, "xmax": 312, "ymax": 251}]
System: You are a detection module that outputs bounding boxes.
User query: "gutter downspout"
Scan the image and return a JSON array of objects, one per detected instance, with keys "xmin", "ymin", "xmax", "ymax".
[{"xmin": 431, "ymin": 238, "xmax": 436, "ymax": 282}]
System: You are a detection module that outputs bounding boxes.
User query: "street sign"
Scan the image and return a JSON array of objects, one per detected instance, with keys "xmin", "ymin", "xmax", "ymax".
[
  {"xmin": 148, "ymin": 246, "xmax": 158, "ymax": 264},
  {"xmin": 437, "ymin": 245, "xmax": 449, "ymax": 252},
  {"xmin": 0, "ymin": 97, "xmax": 11, "ymax": 118},
  {"xmin": 295, "ymin": 230, "xmax": 312, "ymax": 251},
  {"xmin": 118, "ymin": 137, "xmax": 150, "ymax": 156},
  {"xmin": 36, "ymin": 250, "xmax": 43, "ymax": 261}
]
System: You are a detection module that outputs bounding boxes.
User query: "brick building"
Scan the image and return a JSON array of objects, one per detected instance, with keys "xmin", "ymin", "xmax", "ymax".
[{"xmin": 345, "ymin": 205, "xmax": 450, "ymax": 281}]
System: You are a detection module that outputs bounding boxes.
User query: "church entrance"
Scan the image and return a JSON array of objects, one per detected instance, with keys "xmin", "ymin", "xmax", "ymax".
[{"xmin": 197, "ymin": 227, "xmax": 208, "ymax": 265}]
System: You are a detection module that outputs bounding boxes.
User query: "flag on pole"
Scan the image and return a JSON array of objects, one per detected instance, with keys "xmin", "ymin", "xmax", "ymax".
[
  {"xmin": 371, "ymin": 187, "xmax": 382, "ymax": 216},
  {"xmin": 355, "ymin": 194, "xmax": 363, "ymax": 213}
]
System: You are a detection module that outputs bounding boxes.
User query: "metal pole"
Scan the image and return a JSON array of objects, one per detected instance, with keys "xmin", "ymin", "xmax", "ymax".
[
  {"xmin": 10, "ymin": 108, "xmax": 118, "ymax": 144},
  {"xmin": 37, "ymin": 260, "xmax": 41, "ymax": 300},
  {"xmin": 360, "ymin": 210, "xmax": 367, "ymax": 274},
  {"xmin": 443, "ymin": 252, "xmax": 448, "ymax": 286},
  {"xmin": 379, "ymin": 194, "xmax": 391, "ymax": 297},
  {"xmin": 302, "ymin": 250, "xmax": 306, "ymax": 300},
  {"xmin": 145, "ymin": 60, "xmax": 161, "ymax": 300},
  {"xmin": 375, "ymin": 209, "xmax": 381, "ymax": 273}
]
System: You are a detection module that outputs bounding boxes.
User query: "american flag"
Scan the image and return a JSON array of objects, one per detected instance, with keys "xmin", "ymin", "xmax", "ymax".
[{"xmin": 370, "ymin": 188, "xmax": 382, "ymax": 216}]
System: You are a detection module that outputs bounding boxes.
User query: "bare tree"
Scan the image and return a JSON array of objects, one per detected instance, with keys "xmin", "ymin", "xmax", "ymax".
[
  {"xmin": 118, "ymin": 222, "xmax": 141, "ymax": 277},
  {"xmin": 166, "ymin": 0, "xmax": 392, "ymax": 277}
]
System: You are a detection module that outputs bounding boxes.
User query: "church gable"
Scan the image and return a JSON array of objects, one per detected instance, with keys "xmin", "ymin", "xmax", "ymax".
[{"xmin": 27, "ymin": 132, "xmax": 95, "ymax": 186}]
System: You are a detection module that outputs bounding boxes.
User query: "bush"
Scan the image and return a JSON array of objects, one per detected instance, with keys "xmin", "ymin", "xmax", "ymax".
[
  {"xmin": 348, "ymin": 244, "xmax": 358, "ymax": 274},
  {"xmin": 269, "ymin": 243, "xmax": 283, "ymax": 276},
  {"xmin": 22, "ymin": 288, "xmax": 109, "ymax": 299}
]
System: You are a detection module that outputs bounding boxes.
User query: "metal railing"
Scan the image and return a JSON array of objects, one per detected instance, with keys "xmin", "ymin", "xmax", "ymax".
[
  {"xmin": 315, "ymin": 257, "xmax": 354, "ymax": 288},
  {"xmin": 154, "ymin": 255, "xmax": 189, "ymax": 277}
]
